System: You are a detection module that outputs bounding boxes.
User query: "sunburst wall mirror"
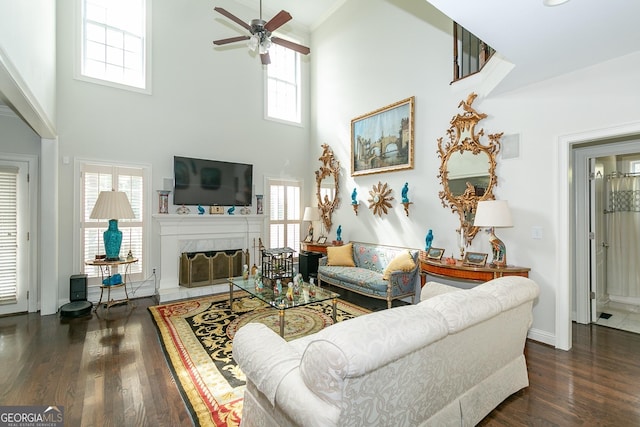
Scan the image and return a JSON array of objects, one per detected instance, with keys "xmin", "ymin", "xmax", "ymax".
[{"xmin": 368, "ymin": 181, "xmax": 393, "ymax": 217}]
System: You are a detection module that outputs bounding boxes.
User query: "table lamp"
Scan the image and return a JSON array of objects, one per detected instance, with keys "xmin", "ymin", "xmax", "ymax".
[
  {"xmin": 473, "ymin": 200, "xmax": 513, "ymax": 267},
  {"xmin": 90, "ymin": 190, "xmax": 136, "ymax": 261},
  {"xmin": 303, "ymin": 207, "xmax": 320, "ymax": 240}
]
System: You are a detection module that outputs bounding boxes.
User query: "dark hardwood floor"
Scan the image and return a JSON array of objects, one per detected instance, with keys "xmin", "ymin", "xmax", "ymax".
[{"xmin": 1, "ymin": 296, "xmax": 640, "ymax": 426}]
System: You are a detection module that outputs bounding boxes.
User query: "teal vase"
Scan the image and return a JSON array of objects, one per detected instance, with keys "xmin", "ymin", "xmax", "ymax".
[{"xmin": 104, "ymin": 219, "xmax": 123, "ymax": 261}]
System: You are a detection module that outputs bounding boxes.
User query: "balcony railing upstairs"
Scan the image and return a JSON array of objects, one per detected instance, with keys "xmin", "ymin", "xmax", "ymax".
[{"xmin": 453, "ymin": 22, "xmax": 495, "ymax": 82}]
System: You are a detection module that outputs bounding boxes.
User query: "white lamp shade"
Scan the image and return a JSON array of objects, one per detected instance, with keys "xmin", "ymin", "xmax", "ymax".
[
  {"xmin": 303, "ymin": 207, "xmax": 320, "ymax": 222},
  {"xmin": 474, "ymin": 200, "xmax": 513, "ymax": 228},
  {"xmin": 90, "ymin": 191, "xmax": 136, "ymax": 220}
]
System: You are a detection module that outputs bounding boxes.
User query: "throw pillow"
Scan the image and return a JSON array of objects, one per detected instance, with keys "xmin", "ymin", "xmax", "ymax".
[
  {"xmin": 382, "ymin": 250, "xmax": 416, "ymax": 280},
  {"xmin": 327, "ymin": 243, "xmax": 355, "ymax": 267}
]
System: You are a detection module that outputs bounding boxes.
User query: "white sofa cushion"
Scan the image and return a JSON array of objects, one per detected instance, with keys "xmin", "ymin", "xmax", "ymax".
[{"xmin": 298, "ymin": 304, "xmax": 449, "ymax": 406}]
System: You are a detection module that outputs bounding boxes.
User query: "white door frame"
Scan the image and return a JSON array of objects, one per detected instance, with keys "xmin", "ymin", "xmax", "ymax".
[
  {"xmin": 0, "ymin": 152, "xmax": 38, "ymax": 313},
  {"xmin": 573, "ymin": 140, "xmax": 640, "ymax": 325},
  {"xmin": 558, "ymin": 121, "xmax": 640, "ymax": 350}
]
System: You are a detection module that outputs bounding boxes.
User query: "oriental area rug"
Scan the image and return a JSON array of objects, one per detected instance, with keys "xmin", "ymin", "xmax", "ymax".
[{"xmin": 148, "ymin": 293, "xmax": 370, "ymax": 427}]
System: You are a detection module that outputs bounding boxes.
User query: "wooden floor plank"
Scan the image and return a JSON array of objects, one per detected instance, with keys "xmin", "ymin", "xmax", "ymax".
[{"xmin": 1, "ymin": 296, "xmax": 640, "ymax": 426}]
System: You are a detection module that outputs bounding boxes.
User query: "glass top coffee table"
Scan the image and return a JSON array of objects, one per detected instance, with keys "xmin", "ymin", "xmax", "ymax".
[{"xmin": 228, "ymin": 276, "xmax": 339, "ymax": 337}]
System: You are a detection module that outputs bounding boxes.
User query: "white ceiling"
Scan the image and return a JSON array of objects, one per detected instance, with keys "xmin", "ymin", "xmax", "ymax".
[
  {"xmin": 232, "ymin": 0, "xmax": 345, "ymax": 31},
  {"xmin": 4, "ymin": 0, "xmax": 638, "ymax": 109},
  {"xmin": 247, "ymin": 0, "xmax": 640, "ymax": 92}
]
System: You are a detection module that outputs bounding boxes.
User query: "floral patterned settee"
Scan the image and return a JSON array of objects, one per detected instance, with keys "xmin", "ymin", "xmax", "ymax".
[{"xmin": 317, "ymin": 241, "xmax": 420, "ymax": 308}]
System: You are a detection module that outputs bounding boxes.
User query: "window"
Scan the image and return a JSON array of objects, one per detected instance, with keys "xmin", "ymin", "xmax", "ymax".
[
  {"xmin": 268, "ymin": 179, "xmax": 301, "ymax": 256},
  {"xmin": 78, "ymin": 0, "xmax": 151, "ymax": 92},
  {"xmin": 266, "ymin": 43, "xmax": 302, "ymax": 124},
  {"xmin": 80, "ymin": 162, "xmax": 149, "ymax": 284}
]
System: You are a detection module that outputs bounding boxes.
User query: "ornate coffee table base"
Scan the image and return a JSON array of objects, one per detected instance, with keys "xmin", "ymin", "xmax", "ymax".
[{"xmin": 229, "ymin": 277, "xmax": 339, "ymax": 338}]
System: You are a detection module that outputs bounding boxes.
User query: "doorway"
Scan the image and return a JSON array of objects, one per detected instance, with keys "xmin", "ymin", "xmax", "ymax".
[
  {"xmin": 573, "ymin": 138, "xmax": 640, "ymax": 334},
  {"xmin": 0, "ymin": 158, "xmax": 30, "ymax": 315}
]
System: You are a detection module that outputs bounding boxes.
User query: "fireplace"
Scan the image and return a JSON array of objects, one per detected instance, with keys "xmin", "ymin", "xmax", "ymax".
[
  {"xmin": 153, "ymin": 214, "xmax": 264, "ymax": 302},
  {"xmin": 179, "ymin": 249, "xmax": 249, "ymax": 287}
]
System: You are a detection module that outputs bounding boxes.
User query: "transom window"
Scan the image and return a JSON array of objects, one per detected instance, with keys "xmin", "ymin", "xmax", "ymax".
[
  {"xmin": 77, "ymin": 0, "xmax": 151, "ymax": 92},
  {"xmin": 266, "ymin": 43, "xmax": 302, "ymax": 124}
]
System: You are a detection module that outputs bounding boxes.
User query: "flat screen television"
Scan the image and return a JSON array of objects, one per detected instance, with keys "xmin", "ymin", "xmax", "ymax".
[{"xmin": 173, "ymin": 156, "xmax": 253, "ymax": 206}]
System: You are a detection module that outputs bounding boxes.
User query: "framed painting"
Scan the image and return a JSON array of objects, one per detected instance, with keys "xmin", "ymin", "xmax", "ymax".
[
  {"xmin": 426, "ymin": 247, "xmax": 445, "ymax": 260},
  {"xmin": 463, "ymin": 251, "xmax": 488, "ymax": 267},
  {"xmin": 351, "ymin": 96, "xmax": 415, "ymax": 176}
]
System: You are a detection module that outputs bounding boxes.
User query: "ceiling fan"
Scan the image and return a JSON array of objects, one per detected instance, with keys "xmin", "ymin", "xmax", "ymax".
[{"xmin": 213, "ymin": 0, "xmax": 311, "ymax": 65}]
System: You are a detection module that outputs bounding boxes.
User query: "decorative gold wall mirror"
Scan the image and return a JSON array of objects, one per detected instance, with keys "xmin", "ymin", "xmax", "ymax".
[
  {"xmin": 437, "ymin": 93, "xmax": 502, "ymax": 244},
  {"xmin": 315, "ymin": 144, "xmax": 341, "ymax": 235}
]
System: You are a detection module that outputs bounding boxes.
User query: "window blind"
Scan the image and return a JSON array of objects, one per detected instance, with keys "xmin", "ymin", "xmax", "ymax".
[
  {"xmin": 0, "ymin": 166, "xmax": 18, "ymax": 304},
  {"xmin": 268, "ymin": 179, "xmax": 301, "ymax": 255}
]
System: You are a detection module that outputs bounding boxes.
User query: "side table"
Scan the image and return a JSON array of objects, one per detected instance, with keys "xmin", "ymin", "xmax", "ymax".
[
  {"xmin": 85, "ymin": 257, "xmax": 138, "ymax": 310},
  {"xmin": 299, "ymin": 241, "xmax": 339, "ymax": 255},
  {"xmin": 420, "ymin": 256, "xmax": 529, "ymax": 287}
]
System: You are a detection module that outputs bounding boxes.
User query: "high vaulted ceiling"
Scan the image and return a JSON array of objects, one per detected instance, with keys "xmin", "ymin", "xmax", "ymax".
[{"xmin": 248, "ymin": 0, "xmax": 640, "ymax": 92}]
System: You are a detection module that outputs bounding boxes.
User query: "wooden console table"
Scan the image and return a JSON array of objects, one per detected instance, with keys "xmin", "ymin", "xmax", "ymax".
[
  {"xmin": 420, "ymin": 258, "xmax": 529, "ymax": 286},
  {"xmin": 300, "ymin": 241, "xmax": 338, "ymax": 254}
]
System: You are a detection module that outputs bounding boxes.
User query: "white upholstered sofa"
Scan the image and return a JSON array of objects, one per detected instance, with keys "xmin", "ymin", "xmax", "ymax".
[{"xmin": 232, "ymin": 276, "xmax": 539, "ymax": 427}]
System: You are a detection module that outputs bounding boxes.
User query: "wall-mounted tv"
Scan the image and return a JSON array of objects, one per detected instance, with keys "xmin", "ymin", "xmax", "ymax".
[{"xmin": 173, "ymin": 156, "xmax": 253, "ymax": 206}]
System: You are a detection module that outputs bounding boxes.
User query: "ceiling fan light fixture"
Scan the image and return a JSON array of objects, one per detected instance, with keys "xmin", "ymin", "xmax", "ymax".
[
  {"xmin": 247, "ymin": 35, "xmax": 259, "ymax": 51},
  {"xmin": 259, "ymin": 38, "xmax": 272, "ymax": 54},
  {"xmin": 213, "ymin": 4, "xmax": 310, "ymax": 64}
]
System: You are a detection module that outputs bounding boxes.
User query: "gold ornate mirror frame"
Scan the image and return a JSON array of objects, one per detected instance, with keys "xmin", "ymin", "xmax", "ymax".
[
  {"xmin": 437, "ymin": 93, "xmax": 502, "ymax": 244},
  {"xmin": 315, "ymin": 143, "xmax": 341, "ymax": 234}
]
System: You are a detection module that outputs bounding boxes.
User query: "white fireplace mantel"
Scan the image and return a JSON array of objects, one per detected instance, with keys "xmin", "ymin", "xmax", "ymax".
[{"xmin": 153, "ymin": 214, "xmax": 265, "ymax": 302}]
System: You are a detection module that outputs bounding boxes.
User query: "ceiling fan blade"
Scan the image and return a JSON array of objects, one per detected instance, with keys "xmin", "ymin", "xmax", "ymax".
[
  {"xmin": 271, "ymin": 37, "xmax": 311, "ymax": 55},
  {"xmin": 261, "ymin": 52, "xmax": 271, "ymax": 65},
  {"xmin": 213, "ymin": 7, "xmax": 251, "ymax": 31},
  {"xmin": 264, "ymin": 10, "xmax": 292, "ymax": 32},
  {"xmin": 213, "ymin": 35, "xmax": 250, "ymax": 46}
]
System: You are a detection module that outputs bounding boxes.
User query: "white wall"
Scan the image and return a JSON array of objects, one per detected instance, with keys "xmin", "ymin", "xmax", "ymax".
[
  {"xmin": 0, "ymin": 0, "xmax": 56, "ymax": 136},
  {"xmin": 311, "ymin": 0, "xmax": 640, "ymax": 346},
  {"xmin": 55, "ymin": 0, "xmax": 312, "ymax": 303},
  {"xmin": 0, "ymin": 112, "xmax": 41, "ymax": 154}
]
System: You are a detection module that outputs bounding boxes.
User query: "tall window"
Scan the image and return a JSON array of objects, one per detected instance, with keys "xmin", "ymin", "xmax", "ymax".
[
  {"xmin": 266, "ymin": 44, "xmax": 302, "ymax": 124},
  {"xmin": 80, "ymin": 162, "xmax": 148, "ymax": 283},
  {"xmin": 268, "ymin": 179, "xmax": 301, "ymax": 255},
  {"xmin": 78, "ymin": 0, "xmax": 151, "ymax": 92}
]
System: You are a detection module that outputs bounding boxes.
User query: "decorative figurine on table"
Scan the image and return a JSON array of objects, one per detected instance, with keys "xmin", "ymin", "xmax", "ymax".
[
  {"xmin": 336, "ymin": 225, "xmax": 342, "ymax": 242},
  {"xmin": 401, "ymin": 182, "xmax": 412, "ymax": 216},
  {"xmin": 275, "ymin": 279, "xmax": 282, "ymax": 296},
  {"xmin": 227, "ymin": 205, "xmax": 236, "ymax": 215},
  {"xmin": 309, "ymin": 278, "xmax": 316, "ymax": 297},
  {"xmin": 242, "ymin": 264, "xmax": 249, "ymax": 280},
  {"xmin": 293, "ymin": 277, "xmax": 301, "ymax": 296},
  {"xmin": 425, "ymin": 229, "xmax": 433, "ymax": 251},
  {"xmin": 197, "ymin": 205, "xmax": 205, "ymax": 215},
  {"xmin": 351, "ymin": 188, "xmax": 359, "ymax": 215},
  {"xmin": 286, "ymin": 282, "xmax": 294, "ymax": 301}
]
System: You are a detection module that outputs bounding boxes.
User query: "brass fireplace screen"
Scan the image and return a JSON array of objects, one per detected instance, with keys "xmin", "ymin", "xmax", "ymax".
[{"xmin": 179, "ymin": 249, "xmax": 249, "ymax": 288}]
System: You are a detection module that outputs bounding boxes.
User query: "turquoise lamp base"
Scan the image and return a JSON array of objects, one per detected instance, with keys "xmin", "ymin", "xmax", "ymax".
[{"xmin": 104, "ymin": 219, "xmax": 123, "ymax": 261}]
